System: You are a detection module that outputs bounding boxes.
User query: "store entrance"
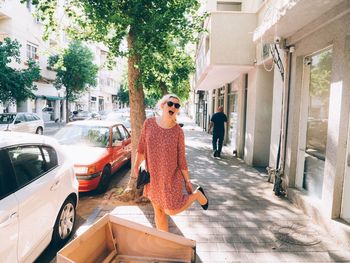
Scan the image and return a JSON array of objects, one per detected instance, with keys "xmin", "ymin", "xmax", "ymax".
[{"xmin": 299, "ymin": 48, "xmax": 332, "ymax": 199}]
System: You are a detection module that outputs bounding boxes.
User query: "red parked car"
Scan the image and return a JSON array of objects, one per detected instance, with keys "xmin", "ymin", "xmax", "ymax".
[{"xmin": 54, "ymin": 120, "xmax": 131, "ymax": 193}]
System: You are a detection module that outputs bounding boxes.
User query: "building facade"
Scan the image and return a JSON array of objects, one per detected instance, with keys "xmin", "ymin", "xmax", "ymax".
[
  {"xmin": 0, "ymin": 1, "xmax": 121, "ymax": 121},
  {"xmin": 194, "ymin": 0, "xmax": 350, "ymax": 245}
]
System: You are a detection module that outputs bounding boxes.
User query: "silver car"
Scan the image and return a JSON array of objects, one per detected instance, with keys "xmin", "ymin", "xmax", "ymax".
[
  {"xmin": 0, "ymin": 131, "xmax": 79, "ymax": 262},
  {"xmin": 0, "ymin": 112, "xmax": 45, "ymax": 134}
]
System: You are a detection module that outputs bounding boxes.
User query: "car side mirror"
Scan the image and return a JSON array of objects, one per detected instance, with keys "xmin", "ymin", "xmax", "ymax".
[{"xmin": 14, "ymin": 120, "xmax": 21, "ymax": 124}]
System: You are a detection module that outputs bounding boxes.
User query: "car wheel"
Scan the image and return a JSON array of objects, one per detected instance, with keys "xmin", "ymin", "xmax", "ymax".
[
  {"xmin": 35, "ymin": 127, "xmax": 43, "ymax": 135},
  {"xmin": 52, "ymin": 198, "xmax": 76, "ymax": 247},
  {"xmin": 95, "ymin": 166, "xmax": 111, "ymax": 194}
]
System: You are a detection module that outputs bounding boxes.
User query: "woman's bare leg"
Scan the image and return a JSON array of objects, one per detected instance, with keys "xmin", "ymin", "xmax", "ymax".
[
  {"xmin": 165, "ymin": 189, "xmax": 207, "ymax": 216},
  {"xmin": 152, "ymin": 202, "xmax": 168, "ymax": 231}
]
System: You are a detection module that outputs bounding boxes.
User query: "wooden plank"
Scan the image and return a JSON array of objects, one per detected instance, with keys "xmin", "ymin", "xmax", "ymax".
[
  {"xmin": 110, "ymin": 222, "xmax": 194, "ymax": 261},
  {"xmin": 101, "ymin": 250, "xmax": 117, "ymax": 263},
  {"xmin": 56, "ymin": 254, "xmax": 75, "ymax": 263},
  {"xmin": 57, "ymin": 215, "xmax": 113, "ymax": 263},
  {"xmin": 115, "ymin": 254, "xmax": 190, "ymax": 263},
  {"xmin": 108, "ymin": 215, "xmax": 196, "ymax": 247},
  {"xmin": 106, "ymin": 221, "xmax": 117, "ymax": 252}
]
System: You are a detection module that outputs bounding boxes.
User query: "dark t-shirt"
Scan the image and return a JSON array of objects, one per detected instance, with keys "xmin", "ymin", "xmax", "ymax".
[{"xmin": 211, "ymin": 112, "xmax": 227, "ymax": 135}]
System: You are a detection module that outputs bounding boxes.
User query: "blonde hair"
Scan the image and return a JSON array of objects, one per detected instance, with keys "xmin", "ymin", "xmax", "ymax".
[{"xmin": 156, "ymin": 93, "xmax": 181, "ymax": 108}]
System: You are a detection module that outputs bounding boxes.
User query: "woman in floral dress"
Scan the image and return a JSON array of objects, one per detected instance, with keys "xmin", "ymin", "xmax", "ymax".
[{"xmin": 132, "ymin": 94, "xmax": 208, "ymax": 232}]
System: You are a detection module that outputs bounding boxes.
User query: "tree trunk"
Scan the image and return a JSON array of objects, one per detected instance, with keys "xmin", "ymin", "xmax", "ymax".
[
  {"xmin": 65, "ymin": 90, "xmax": 70, "ymax": 123},
  {"xmin": 160, "ymin": 81, "xmax": 168, "ymax": 96},
  {"xmin": 119, "ymin": 29, "xmax": 146, "ymax": 201}
]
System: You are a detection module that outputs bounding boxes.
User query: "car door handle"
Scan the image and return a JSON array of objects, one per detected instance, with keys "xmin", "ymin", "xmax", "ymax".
[
  {"xmin": 0, "ymin": 212, "xmax": 18, "ymax": 228},
  {"xmin": 50, "ymin": 180, "xmax": 61, "ymax": 191}
]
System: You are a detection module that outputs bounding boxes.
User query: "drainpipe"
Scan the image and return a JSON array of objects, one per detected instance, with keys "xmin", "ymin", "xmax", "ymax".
[
  {"xmin": 273, "ymin": 45, "xmax": 294, "ymax": 196},
  {"xmin": 282, "ymin": 46, "xmax": 294, "ymax": 174}
]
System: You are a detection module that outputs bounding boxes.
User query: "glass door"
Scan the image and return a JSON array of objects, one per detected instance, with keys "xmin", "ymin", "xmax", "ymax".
[
  {"xmin": 227, "ymin": 92, "xmax": 238, "ymax": 151},
  {"xmin": 341, "ymin": 123, "xmax": 350, "ymax": 223},
  {"xmin": 302, "ymin": 48, "xmax": 332, "ymax": 199}
]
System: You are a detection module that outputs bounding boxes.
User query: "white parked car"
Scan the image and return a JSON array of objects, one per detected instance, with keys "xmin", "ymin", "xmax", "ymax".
[
  {"xmin": 0, "ymin": 112, "xmax": 45, "ymax": 134},
  {"xmin": 0, "ymin": 132, "xmax": 79, "ymax": 263}
]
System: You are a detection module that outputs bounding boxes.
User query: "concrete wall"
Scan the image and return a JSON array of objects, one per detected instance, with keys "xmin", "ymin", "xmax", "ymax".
[
  {"xmin": 280, "ymin": 6, "xmax": 350, "ymax": 244},
  {"xmin": 245, "ymin": 66, "xmax": 273, "ymax": 167},
  {"xmin": 268, "ymin": 50, "xmax": 285, "ymax": 169},
  {"xmin": 268, "ymin": 66, "xmax": 284, "ymax": 168},
  {"xmin": 245, "ymin": 69, "xmax": 257, "ymax": 165},
  {"xmin": 286, "ymin": 11, "xmax": 350, "ymax": 215},
  {"xmin": 211, "ymin": 12, "xmax": 257, "ymax": 66},
  {"xmin": 253, "ymin": 66, "xmax": 274, "ymax": 166}
]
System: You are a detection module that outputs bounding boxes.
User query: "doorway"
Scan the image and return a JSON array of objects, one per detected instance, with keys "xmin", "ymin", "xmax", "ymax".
[
  {"xmin": 341, "ymin": 122, "xmax": 350, "ymax": 223},
  {"xmin": 227, "ymin": 86, "xmax": 238, "ymax": 152},
  {"xmin": 296, "ymin": 48, "xmax": 332, "ymax": 199}
]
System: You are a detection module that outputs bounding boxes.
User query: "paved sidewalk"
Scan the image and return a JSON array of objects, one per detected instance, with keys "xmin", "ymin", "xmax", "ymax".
[{"xmin": 90, "ymin": 116, "xmax": 350, "ymax": 262}]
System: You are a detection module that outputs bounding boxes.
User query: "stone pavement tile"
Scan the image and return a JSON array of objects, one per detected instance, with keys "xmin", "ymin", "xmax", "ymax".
[
  {"xmin": 244, "ymin": 252, "xmax": 289, "ymax": 262},
  {"xmin": 282, "ymin": 251, "xmax": 350, "ymax": 262},
  {"xmin": 217, "ymin": 242, "xmax": 237, "ymax": 252},
  {"xmin": 224, "ymin": 235, "xmax": 244, "ymax": 243},
  {"xmin": 199, "ymin": 234, "xmax": 227, "ymax": 243},
  {"xmin": 196, "ymin": 251, "xmax": 248, "ymax": 263},
  {"xmin": 234, "ymin": 242, "xmax": 255, "ymax": 252},
  {"xmin": 251, "ymin": 242, "xmax": 284, "ymax": 252},
  {"xmin": 196, "ymin": 242, "xmax": 219, "ymax": 252}
]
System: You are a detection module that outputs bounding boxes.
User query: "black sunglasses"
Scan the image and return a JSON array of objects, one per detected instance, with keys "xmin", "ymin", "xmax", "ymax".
[{"xmin": 166, "ymin": 101, "xmax": 181, "ymax": 109}]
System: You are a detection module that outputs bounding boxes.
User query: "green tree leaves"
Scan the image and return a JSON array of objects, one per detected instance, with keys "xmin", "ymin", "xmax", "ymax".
[
  {"xmin": 0, "ymin": 38, "xmax": 40, "ymax": 103},
  {"xmin": 48, "ymin": 41, "xmax": 98, "ymax": 102}
]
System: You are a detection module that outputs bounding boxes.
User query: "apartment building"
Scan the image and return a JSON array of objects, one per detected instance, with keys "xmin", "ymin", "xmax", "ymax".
[
  {"xmin": 0, "ymin": 1, "xmax": 120, "ymax": 121},
  {"xmin": 194, "ymin": 0, "xmax": 350, "ymax": 245},
  {"xmin": 0, "ymin": 0, "xmax": 65, "ymax": 120}
]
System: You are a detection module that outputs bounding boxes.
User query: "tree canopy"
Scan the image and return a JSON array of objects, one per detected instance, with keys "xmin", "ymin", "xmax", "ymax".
[
  {"xmin": 32, "ymin": 0, "xmax": 202, "ymax": 200},
  {"xmin": 48, "ymin": 40, "xmax": 98, "ymax": 121},
  {"xmin": 0, "ymin": 38, "xmax": 40, "ymax": 103},
  {"xmin": 48, "ymin": 41, "xmax": 98, "ymax": 102}
]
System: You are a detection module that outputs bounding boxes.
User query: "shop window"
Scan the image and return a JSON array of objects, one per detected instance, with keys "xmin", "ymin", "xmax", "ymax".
[{"xmin": 302, "ymin": 48, "xmax": 332, "ymax": 199}]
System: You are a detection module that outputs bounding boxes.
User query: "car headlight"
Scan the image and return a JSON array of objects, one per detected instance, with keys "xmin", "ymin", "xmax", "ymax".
[
  {"xmin": 74, "ymin": 166, "xmax": 98, "ymax": 174},
  {"xmin": 74, "ymin": 166, "xmax": 88, "ymax": 174}
]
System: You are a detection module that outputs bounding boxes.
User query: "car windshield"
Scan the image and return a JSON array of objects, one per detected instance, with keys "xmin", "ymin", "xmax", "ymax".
[
  {"xmin": 105, "ymin": 113, "xmax": 131, "ymax": 128},
  {"xmin": 0, "ymin": 114, "xmax": 16, "ymax": 124},
  {"xmin": 54, "ymin": 125, "xmax": 110, "ymax": 147}
]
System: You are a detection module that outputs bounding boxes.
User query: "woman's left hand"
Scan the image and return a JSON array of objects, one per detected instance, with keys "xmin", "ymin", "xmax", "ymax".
[{"xmin": 185, "ymin": 181, "xmax": 193, "ymax": 194}]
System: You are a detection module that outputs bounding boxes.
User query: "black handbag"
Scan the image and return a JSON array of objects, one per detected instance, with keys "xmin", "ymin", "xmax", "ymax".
[{"xmin": 136, "ymin": 166, "xmax": 150, "ymax": 189}]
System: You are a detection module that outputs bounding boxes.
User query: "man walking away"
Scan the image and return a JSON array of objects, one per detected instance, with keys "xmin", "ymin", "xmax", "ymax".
[{"xmin": 208, "ymin": 106, "xmax": 227, "ymax": 158}]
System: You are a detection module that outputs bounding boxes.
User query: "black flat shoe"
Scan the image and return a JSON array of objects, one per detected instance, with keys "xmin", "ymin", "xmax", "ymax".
[{"xmin": 197, "ymin": 186, "xmax": 209, "ymax": 210}]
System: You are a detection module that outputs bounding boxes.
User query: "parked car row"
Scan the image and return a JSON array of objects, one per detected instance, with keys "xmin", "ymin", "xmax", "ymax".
[
  {"xmin": 0, "ymin": 108, "xmax": 155, "ymax": 262},
  {"xmin": 69, "ymin": 110, "xmax": 101, "ymax": 122}
]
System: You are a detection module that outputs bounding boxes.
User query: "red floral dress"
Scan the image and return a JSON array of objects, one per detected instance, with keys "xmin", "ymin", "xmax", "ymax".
[{"xmin": 137, "ymin": 117, "xmax": 189, "ymax": 210}]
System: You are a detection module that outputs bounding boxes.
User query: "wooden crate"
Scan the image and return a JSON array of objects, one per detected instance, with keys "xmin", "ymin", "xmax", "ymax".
[{"xmin": 57, "ymin": 214, "xmax": 196, "ymax": 263}]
